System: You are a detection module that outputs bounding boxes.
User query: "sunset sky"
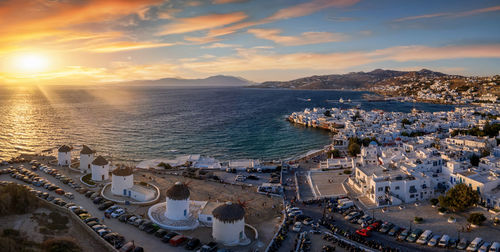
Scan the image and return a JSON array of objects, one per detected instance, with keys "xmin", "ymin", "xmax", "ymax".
[{"xmin": 1, "ymin": 0, "xmax": 499, "ymax": 84}]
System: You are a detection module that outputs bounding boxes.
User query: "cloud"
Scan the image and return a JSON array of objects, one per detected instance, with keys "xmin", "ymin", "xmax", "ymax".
[
  {"xmin": 86, "ymin": 41, "xmax": 175, "ymax": 53},
  {"xmin": 157, "ymin": 8, "xmax": 182, "ymax": 19},
  {"xmin": 202, "ymin": 43, "xmax": 240, "ymax": 48},
  {"xmin": 247, "ymin": 28, "xmax": 347, "ymax": 46},
  {"xmin": 394, "ymin": 5, "xmax": 500, "ymax": 22},
  {"xmin": 212, "ymin": 0, "xmax": 248, "ymax": 4},
  {"xmin": 156, "ymin": 12, "xmax": 248, "ymax": 36},
  {"xmin": 180, "ymin": 44, "xmax": 500, "ymax": 74},
  {"xmin": 184, "ymin": 0, "xmax": 360, "ymax": 43},
  {"xmin": 327, "ymin": 16, "xmax": 357, "ymax": 22}
]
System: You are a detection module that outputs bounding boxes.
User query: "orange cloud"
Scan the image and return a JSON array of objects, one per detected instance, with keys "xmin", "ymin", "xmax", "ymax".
[
  {"xmin": 186, "ymin": 0, "xmax": 360, "ymax": 43},
  {"xmin": 156, "ymin": 12, "xmax": 248, "ymax": 36},
  {"xmin": 86, "ymin": 41, "xmax": 175, "ymax": 53},
  {"xmin": 394, "ymin": 5, "xmax": 500, "ymax": 22},
  {"xmin": 180, "ymin": 44, "xmax": 500, "ymax": 74},
  {"xmin": 247, "ymin": 28, "xmax": 347, "ymax": 46},
  {"xmin": 213, "ymin": 0, "xmax": 248, "ymax": 4}
]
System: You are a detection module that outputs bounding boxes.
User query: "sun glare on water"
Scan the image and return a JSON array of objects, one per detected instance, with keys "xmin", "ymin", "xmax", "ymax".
[{"xmin": 13, "ymin": 54, "xmax": 50, "ymax": 73}]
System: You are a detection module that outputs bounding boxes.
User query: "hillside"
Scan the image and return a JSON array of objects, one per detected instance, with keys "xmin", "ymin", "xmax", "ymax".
[
  {"xmin": 252, "ymin": 69, "xmax": 445, "ymax": 90},
  {"xmin": 121, "ymin": 75, "xmax": 254, "ymax": 87}
]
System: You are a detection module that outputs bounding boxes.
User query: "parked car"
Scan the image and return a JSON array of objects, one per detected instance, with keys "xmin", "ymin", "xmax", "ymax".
[
  {"xmin": 292, "ymin": 222, "xmax": 302, "ymax": 232},
  {"xmin": 355, "ymin": 228, "xmax": 371, "ymax": 237},
  {"xmin": 105, "ymin": 205, "xmax": 120, "ymax": 215},
  {"xmin": 111, "ymin": 208, "xmax": 125, "ymax": 218},
  {"xmin": 79, "ymin": 213, "xmax": 92, "ymax": 220},
  {"xmin": 155, "ymin": 229, "xmax": 168, "ymax": 238},
  {"xmin": 99, "ymin": 202, "xmax": 115, "ymax": 211},
  {"xmin": 139, "ymin": 220, "xmax": 153, "ymax": 231},
  {"xmin": 438, "ymin": 235, "xmax": 450, "ymax": 248},
  {"xmin": 93, "ymin": 196, "xmax": 104, "ymax": 204},
  {"xmin": 199, "ymin": 242, "xmax": 217, "ymax": 252},
  {"xmin": 379, "ymin": 222, "xmax": 394, "ymax": 234},
  {"xmin": 417, "ymin": 230, "xmax": 433, "ymax": 245},
  {"xmin": 162, "ymin": 232, "xmax": 180, "ymax": 243},
  {"xmin": 388, "ymin": 226, "xmax": 401, "ymax": 236},
  {"xmin": 119, "ymin": 214, "xmax": 134, "ymax": 222},
  {"xmin": 133, "ymin": 218, "xmax": 145, "ymax": 227},
  {"xmin": 479, "ymin": 242, "xmax": 491, "ymax": 252},
  {"xmin": 85, "ymin": 191, "xmax": 94, "ymax": 197},
  {"xmin": 169, "ymin": 235, "xmax": 187, "ymax": 247},
  {"xmin": 457, "ymin": 238, "xmax": 470, "ymax": 250},
  {"xmin": 467, "ymin": 237, "xmax": 484, "ymax": 252},
  {"xmin": 489, "ymin": 242, "xmax": 500, "ymax": 252},
  {"xmin": 185, "ymin": 238, "xmax": 201, "ymax": 250},
  {"xmin": 428, "ymin": 235, "xmax": 441, "ymax": 247},
  {"xmin": 406, "ymin": 229, "xmax": 423, "ymax": 243},
  {"xmin": 127, "ymin": 216, "xmax": 138, "ymax": 225},
  {"xmin": 119, "ymin": 241, "xmax": 136, "ymax": 252},
  {"xmin": 64, "ymin": 192, "xmax": 74, "ymax": 199},
  {"xmin": 84, "ymin": 217, "xmax": 99, "ymax": 224}
]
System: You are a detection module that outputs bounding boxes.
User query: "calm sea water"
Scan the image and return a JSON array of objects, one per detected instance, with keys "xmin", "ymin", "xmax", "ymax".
[{"xmin": 0, "ymin": 85, "xmax": 455, "ymax": 162}]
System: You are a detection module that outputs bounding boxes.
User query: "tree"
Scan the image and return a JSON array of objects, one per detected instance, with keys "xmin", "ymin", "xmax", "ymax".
[
  {"xmin": 328, "ymin": 149, "xmax": 341, "ymax": 158},
  {"xmin": 470, "ymin": 154, "xmax": 480, "ymax": 166},
  {"xmin": 438, "ymin": 184, "xmax": 479, "ymax": 212},
  {"xmin": 430, "ymin": 198, "xmax": 439, "ymax": 206},
  {"xmin": 467, "ymin": 213, "xmax": 486, "ymax": 226},
  {"xmin": 348, "ymin": 143, "xmax": 361, "ymax": 157},
  {"xmin": 158, "ymin": 162, "xmax": 172, "ymax": 169},
  {"xmin": 401, "ymin": 118, "xmax": 412, "ymax": 126},
  {"xmin": 42, "ymin": 237, "xmax": 82, "ymax": 252}
]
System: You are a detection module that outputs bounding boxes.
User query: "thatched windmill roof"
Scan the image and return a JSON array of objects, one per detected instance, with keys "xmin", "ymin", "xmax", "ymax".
[
  {"xmin": 112, "ymin": 166, "xmax": 133, "ymax": 176},
  {"xmin": 58, "ymin": 145, "xmax": 72, "ymax": 153},
  {"xmin": 80, "ymin": 145, "xmax": 96, "ymax": 155},
  {"xmin": 212, "ymin": 202, "xmax": 245, "ymax": 223},
  {"xmin": 92, "ymin": 156, "xmax": 109, "ymax": 166},
  {"xmin": 166, "ymin": 182, "xmax": 190, "ymax": 200}
]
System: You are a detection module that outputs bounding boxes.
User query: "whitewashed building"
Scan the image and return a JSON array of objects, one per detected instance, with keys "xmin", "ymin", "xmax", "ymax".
[
  {"xmin": 212, "ymin": 202, "xmax": 250, "ymax": 246},
  {"xmin": 165, "ymin": 182, "xmax": 190, "ymax": 220},
  {"xmin": 79, "ymin": 145, "xmax": 95, "ymax": 173},
  {"xmin": 91, "ymin": 156, "xmax": 109, "ymax": 181},
  {"xmin": 111, "ymin": 166, "xmax": 134, "ymax": 196},
  {"xmin": 57, "ymin": 145, "xmax": 72, "ymax": 166}
]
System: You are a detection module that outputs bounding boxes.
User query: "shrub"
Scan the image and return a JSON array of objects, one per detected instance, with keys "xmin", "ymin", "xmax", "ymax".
[
  {"xmin": 0, "ymin": 183, "xmax": 40, "ymax": 215},
  {"xmin": 430, "ymin": 198, "xmax": 439, "ymax": 206},
  {"xmin": 467, "ymin": 213, "xmax": 486, "ymax": 225},
  {"xmin": 343, "ymin": 169, "xmax": 352, "ymax": 175},
  {"xmin": 414, "ymin": 216, "xmax": 423, "ymax": 223},
  {"xmin": 438, "ymin": 207, "xmax": 447, "ymax": 213},
  {"xmin": 42, "ymin": 237, "xmax": 82, "ymax": 252},
  {"xmin": 158, "ymin": 162, "xmax": 172, "ymax": 169},
  {"xmin": 438, "ymin": 183, "xmax": 479, "ymax": 212},
  {"xmin": 81, "ymin": 174, "xmax": 95, "ymax": 185}
]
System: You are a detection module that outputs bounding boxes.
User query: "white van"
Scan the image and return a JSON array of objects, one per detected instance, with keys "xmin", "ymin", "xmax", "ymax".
[
  {"xmin": 438, "ymin": 235, "xmax": 450, "ymax": 247},
  {"xmin": 337, "ymin": 200, "xmax": 354, "ymax": 209},
  {"xmin": 417, "ymin": 230, "xmax": 433, "ymax": 245},
  {"xmin": 489, "ymin": 242, "xmax": 500, "ymax": 252},
  {"xmin": 467, "ymin": 237, "xmax": 484, "ymax": 251}
]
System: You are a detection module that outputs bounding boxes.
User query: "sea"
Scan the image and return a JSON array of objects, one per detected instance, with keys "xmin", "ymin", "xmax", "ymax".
[{"xmin": 0, "ymin": 85, "xmax": 456, "ymax": 162}]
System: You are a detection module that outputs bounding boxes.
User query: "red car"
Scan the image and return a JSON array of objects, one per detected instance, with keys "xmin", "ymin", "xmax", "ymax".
[
  {"xmin": 366, "ymin": 221, "xmax": 381, "ymax": 231},
  {"xmin": 169, "ymin": 235, "xmax": 187, "ymax": 247},
  {"xmin": 356, "ymin": 228, "xmax": 371, "ymax": 237}
]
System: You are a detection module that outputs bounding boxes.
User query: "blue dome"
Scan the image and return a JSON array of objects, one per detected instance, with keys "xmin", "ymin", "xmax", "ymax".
[{"xmin": 369, "ymin": 141, "xmax": 378, "ymax": 146}]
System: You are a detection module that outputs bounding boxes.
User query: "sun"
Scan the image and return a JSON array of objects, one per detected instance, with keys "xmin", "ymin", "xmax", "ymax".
[{"xmin": 13, "ymin": 53, "xmax": 50, "ymax": 72}]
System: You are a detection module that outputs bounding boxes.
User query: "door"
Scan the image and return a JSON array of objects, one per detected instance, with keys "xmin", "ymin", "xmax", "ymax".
[
  {"xmin": 123, "ymin": 189, "xmax": 127, "ymax": 196},
  {"xmin": 102, "ymin": 175, "xmax": 104, "ymax": 180}
]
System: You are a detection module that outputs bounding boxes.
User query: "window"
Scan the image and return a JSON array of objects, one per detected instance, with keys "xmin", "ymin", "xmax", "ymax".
[
  {"xmin": 378, "ymin": 187, "xmax": 383, "ymax": 192},
  {"xmin": 395, "ymin": 186, "xmax": 400, "ymax": 190},
  {"xmin": 207, "ymin": 217, "xmax": 212, "ymax": 221},
  {"xmin": 410, "ymin": 194, "xmax": 415, "ymax": 198},
  {"xmin": 184, "ymin": 209, "xmax": 187, "ymax": 216}
]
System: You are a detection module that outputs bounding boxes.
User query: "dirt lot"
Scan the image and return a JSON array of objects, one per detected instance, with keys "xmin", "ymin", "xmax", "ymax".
[{"xmin": 0, "ymin": 206, "xmax": 108, "ymax": 252}]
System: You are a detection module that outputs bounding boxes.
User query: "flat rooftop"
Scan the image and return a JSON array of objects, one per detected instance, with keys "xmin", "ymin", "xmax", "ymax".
[{"xmin": 308, "ymin": 171, "xmax": 347, "ymax": 198}]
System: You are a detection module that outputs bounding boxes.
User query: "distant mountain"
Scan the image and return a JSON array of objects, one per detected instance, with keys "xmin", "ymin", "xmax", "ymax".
[
  {"xmin": 252, "ymin": 69, "xmax": 447, "ymax": 90},
  {"xmin": 121, "ymin": 75, "xmax": 254, "ymax": 87}
]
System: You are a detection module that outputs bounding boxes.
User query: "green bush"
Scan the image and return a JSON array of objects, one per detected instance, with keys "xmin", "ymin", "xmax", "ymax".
[
  {"xmin": 343, "ymin": 169, "xmax": 352, "ymax": 175},
  {"xmin": 467, "ymin": 212, "xmax": 486, "ymax": 225},
  {"xmin": 438, "ymin": 207, "xmax": 447, "ymax": 213},
  {"xmin": 158, "ymin": 162, "xmax": 173, "ymax": 169},
  {"xmin": 414, "ymin": 216, "xmax": 423, "ymax": 223},
  {"xmin": 438, "ymin": 183, "xmax": 479, "ymax": 212},
  {"xmin": 430, "ymin": 198, "xmax": 439, "ymax": 206},
  {"xmin": 81, "ymin": 174, "xmax": 95, "ymax": 185},
  {"xmin": 42, "ymin": 237, "xmax": 82, "ymax": 252}
]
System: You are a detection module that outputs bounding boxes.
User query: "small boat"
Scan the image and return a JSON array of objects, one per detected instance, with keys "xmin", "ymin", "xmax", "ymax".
[
  {"xmin": 339, "ymin": 98, "xmax": 344, "ymax": 103},
  {"xmin": 347, "ymin": 99, "xmax": 351, "ymax": 103},
  {"xmin": 356, "ymin": 104, "xmax": 361, "ymax": 109},
  {"xmin": 298, "ymin": 98, "xmax": 311, "ymax": 102}
]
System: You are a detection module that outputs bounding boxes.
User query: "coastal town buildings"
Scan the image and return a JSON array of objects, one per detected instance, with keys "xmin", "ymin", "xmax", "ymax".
[{"xmin": 293, "ymin": 104, "xmax": 500, "ymax": 208}]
